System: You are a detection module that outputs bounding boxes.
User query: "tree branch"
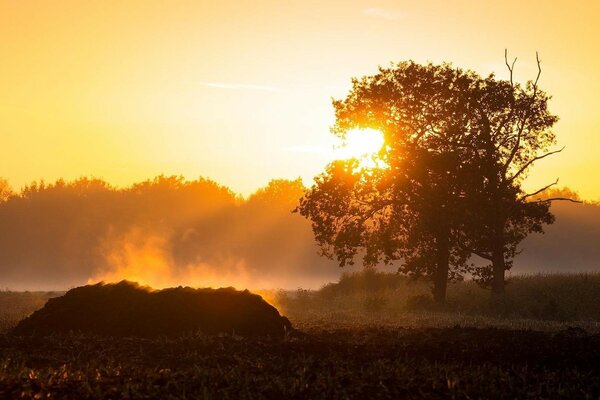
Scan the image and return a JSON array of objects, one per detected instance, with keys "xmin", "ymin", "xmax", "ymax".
[
  {"xmin": 520, "ymin": 178, "xmax": 558, "ymax": 200},
  {"xmin": 471, "ymin": 249, "xmax": 493, "ymax": 261},
  {"xmin": 504, "ymin": 49, "xmax": 517, "ymax": 87},
  {"xmin": 520, "ymin": 175, "xmax": 583, "ymax": 203},
  {"xmin": 531, "ymin": 197, "xmax": 583, "ymax": 204},
  {"xmin": 502, "ymin": 120, "xmax": 526, "ymax": 174},
  {"xmin": 490, "ymin": 50, "xmax": 519, "ymax": 140},
  {"xmin": 509, "ymin": 146, "xmax": 565, "ymax": 182},
  {"xmin": 458, "ymin": 242, "xmax": 492, "ymax": 261},
  {"xmin": 533, "ymin": 51, "xmax": 542, "ymax": 90},
  {"xmin": 502, "ymin": 52, "xmax": 544, "ymax": 175}
]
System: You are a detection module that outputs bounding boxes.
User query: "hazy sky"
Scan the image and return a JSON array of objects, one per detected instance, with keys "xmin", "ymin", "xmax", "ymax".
[{"xmin": 1, "ymin": 0, "xmax": 599, "ymax": 199}]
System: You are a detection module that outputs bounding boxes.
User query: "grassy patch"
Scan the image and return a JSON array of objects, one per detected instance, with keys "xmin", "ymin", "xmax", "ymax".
[{"xmin": 274, "ymin": 270, "xmax": 600, "ymax": 325}]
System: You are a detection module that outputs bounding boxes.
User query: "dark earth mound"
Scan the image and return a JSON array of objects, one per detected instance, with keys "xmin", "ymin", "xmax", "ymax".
[{"xmin": 12, "ymin": 281, "xmax": 292, "ymax": 337}]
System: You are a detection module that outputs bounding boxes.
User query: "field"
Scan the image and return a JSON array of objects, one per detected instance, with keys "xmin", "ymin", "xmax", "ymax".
[
  {"xmin": 273, "ymin": 271, "xmax": 600, "ymax": 326},
  {"xmin": 1, "ymin": 272, "xmax": 600, "ymax": 399}
]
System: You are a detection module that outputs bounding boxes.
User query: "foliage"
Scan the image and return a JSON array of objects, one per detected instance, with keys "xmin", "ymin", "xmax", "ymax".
[
  {"xmin": 457, "ymin": 55, "xmax": 559, "ymax": 291},
  {"xmin": 0, "ymin": 178, "xmax": 12, "ymax": 203},
  {"xmin": 0, "ymin": 176, "xmax": 334, "ymax": 289},
  {"xmin": 297, "ymin": 58, "xmax": 561, "ymax": 301},
  {"xmin": 300, "ymin": 62, "xmax": 486, "ymax": 268}
]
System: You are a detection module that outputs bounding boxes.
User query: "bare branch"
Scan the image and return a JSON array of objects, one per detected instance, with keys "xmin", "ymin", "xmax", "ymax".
[
  {"xmin": 531, "ymin": 197, "xmax": 583, "ymax": 204},
  {"xmin": 509, "ymin": 146, "xmax": 565, "ymax": 182},
  {"xmin": 504, "ymin": 49, "xmax": 517, "ymax": 87},
  {"xmin": 521, "ymin": 174, "xmax": 583, "ymax": 204},
  {"xmin": 502, "ymin": 52, "xmax": 544, "ymax": 174},
  {"xmin": 520, "ymin": 178, "xmax": 559, "ymax": 200},
  {"xmin": 502, "ymin": 120, "xmax": 526, "ymax": 174},
  {"xmin": 533, "ymin": 51, "xmax": 542, "ymax": 89}
]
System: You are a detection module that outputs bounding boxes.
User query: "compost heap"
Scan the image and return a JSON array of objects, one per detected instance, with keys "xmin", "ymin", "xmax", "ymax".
[{"xmin": 13, "ymin": 281, "xmax": 292, "ymax": 337}]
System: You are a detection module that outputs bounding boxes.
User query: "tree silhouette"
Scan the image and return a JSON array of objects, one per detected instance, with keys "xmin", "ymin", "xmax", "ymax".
[
  {"xmin": 297, "ymin": 62, "xmax": 483, "ymax": 303},
  {"xmin": 298, "ymin": 56, "xmax": 565, "ymax": 303},
  {"xmin": 0, "ymin": 175, "xmax": 336, "ymax": 289},
  {"xmin": 459, "ymin": 52, "xmax": 565, "ymax": 297}
]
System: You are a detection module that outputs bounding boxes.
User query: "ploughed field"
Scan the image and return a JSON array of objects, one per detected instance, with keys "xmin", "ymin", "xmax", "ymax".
[
  {"xmin": 2, "ymin": 276, "xmax": 600, "ymax": 399},
  {"xmin": 1, "ymin": 323, "xmax": 599, "ymax": 399}
]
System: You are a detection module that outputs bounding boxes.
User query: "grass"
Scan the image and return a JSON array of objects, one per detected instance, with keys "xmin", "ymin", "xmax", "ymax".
[
  {"xmin": 274, "ymin": 270, "xmax": 600, "ymax": 327},
  {"xmin": 0, "ymin": 272, "xmax": 599, "ymax": 399}
]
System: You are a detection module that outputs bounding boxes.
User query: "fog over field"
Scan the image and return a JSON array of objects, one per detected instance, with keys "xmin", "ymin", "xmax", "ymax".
[
  {"xmin": 515, "ymin": 201, "xmax": 600, "ymax": 274},
  {"xmin": 0, "ymin": 177, "xmax": 596, "ymax": 291}
]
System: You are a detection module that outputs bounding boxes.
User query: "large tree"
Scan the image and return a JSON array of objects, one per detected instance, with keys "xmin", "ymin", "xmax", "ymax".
[
  {"xmin": 297, "ymin": 62, "xmax": 480, "ymax": 304},
  {"xmin": 298, "ymin": 56, "xmax": 563, "ymax": 303}
]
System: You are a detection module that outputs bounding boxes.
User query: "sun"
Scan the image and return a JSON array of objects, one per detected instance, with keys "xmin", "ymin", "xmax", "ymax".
[{"xmin": 334, "ymin": 128, "xmax": 385, "ymax": 161}]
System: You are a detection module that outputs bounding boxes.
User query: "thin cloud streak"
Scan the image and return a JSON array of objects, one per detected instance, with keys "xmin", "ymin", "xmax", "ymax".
[
  {"xmin": 200, "ymin": 82, "xmax": 281, "ymax": 92},
  {"xmin": 362, "ymin": 7, "xmax": 402, "ymax": 20},
  {"xmin": 286, "ymin": 145, "xmax": 331, "ymax": 156}
]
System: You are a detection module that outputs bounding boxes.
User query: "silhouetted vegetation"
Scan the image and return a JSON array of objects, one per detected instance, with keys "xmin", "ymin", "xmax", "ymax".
[
  {"xmin": 0, "ymin": 176, "xmax": 342, "ymax": 290},
  {"xmin": 0, "ymin": 174, "xmax": 598, "ymax": 295},
  {"xmin": 298, "ymin": 57, "xmax": 571, "ymax": 304},
  {"xmin": 277, "ymin": 270, "xmax": 600, "ymax": 323},
  {"xmin": 0, "ymin": 179, "xmax": 12, "ymax": 203}
]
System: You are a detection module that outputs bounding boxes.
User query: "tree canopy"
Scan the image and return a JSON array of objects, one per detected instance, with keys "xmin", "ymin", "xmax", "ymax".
[
  {"xmin": 0, "ymin": 178, "xmax": 12, "ymax": 202},
  {"xmin": 298, "ymin": 57, "xmax": 562, "ymax": 302}
]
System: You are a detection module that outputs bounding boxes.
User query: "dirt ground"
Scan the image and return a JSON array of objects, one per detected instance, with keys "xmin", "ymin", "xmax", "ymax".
[{"xmin": 1, "ymin": 323, "xmax": 599, "ymax": 399}]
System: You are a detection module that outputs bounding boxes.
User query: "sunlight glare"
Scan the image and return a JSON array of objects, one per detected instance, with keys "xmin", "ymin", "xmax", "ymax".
[
  {"xmin": 330, "ymin": 128, "xmax": 386, "ymax": 169},
  {"xmin": 335, "ymin": 128, "xmax": 385, "ymax": 160}
]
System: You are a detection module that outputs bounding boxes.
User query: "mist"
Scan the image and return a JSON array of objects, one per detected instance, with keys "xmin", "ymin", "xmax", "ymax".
[
  {"xmin": 0, "ymin": 176, "xmax": 364, "ymax": 291},
  {"xmin": 0, "ymin": 176, "xmax": 597, "ymax": 291}
]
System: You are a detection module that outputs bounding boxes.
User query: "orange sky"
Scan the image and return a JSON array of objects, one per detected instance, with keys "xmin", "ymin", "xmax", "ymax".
[{"xmin": 1, "ymin": 0, "xmax": 599, "ymax": 199}]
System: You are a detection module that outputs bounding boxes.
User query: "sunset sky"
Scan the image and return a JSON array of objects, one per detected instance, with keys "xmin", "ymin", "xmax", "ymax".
[{"xmin": 1, "ymin": 0, "xmax": 599, "ymax": 199}]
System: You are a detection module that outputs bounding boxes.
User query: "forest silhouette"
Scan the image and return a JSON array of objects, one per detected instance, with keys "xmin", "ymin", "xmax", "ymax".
[
  {"xmin": 0, "ymin": 176, "xmax": 338, "ymax": 290},
  {"xmin": 0, "ymin": 175, "xmax": 598, "ymax": 292}
]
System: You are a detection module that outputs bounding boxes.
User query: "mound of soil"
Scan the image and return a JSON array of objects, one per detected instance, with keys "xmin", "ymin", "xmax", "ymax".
[{"xmin": 13, "ymin": 281, "xmax": 292, "ymax": 337}]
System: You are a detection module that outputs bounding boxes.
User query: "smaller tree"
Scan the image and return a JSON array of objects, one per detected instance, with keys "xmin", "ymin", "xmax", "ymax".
[{"xmin": 460, "ymin": 52, "xmax": 572, "ymax": 297}]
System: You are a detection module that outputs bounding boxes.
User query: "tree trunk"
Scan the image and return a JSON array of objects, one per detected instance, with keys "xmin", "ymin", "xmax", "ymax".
[
  {"xmin": 491, "ymin": 223, "xmax": 506, "ymax": 298},
  {"xmin": 479, "ymin": 116, "xmax": 507, "ymax": 299},
  {"xmin": 432, "ymin": 227, "xmax": 450, "ymax": 305},
  {"xmin": 491, "ymin": 249, "xmax": 505, "ymax": 297}
]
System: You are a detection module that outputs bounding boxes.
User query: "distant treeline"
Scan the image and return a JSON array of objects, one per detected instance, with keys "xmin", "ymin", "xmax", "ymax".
[
  {"xmin": 0, "ymin": 176, "xmax": 342, "ymax": 289},
  {"xmin": 0, "ymin": 177, "xmax": 598, "ymax": 290}
]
